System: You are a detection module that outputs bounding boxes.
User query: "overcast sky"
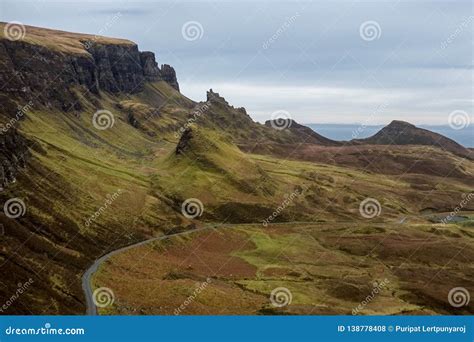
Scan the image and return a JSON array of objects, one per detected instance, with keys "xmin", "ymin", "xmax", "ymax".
[{"xmin": 1, "ymin": 0, "xmax": 472, "ymax": 124}]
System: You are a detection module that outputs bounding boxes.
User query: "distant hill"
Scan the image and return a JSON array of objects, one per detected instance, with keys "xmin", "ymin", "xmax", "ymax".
[
  {"xmin": 352, "ymin": 120, "xmax": 472, "ymax": 159},
  {"xmin": 264, "ymin": 119, "xmax": 340, "ymax": 146}
]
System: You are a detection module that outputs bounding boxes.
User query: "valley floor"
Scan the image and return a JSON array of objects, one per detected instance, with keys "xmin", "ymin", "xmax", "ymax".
[{"xmin": 91, "ymin": 218, "xmax": 474, "ymax": 315}]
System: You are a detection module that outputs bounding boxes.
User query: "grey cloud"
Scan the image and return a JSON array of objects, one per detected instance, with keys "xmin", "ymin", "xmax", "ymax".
[{"xmin": 0, "ymin": 0, "xmax": 471, "ymax": 124}]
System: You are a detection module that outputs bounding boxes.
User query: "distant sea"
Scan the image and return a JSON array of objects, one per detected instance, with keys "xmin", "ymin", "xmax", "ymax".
[{"xmin": 306, "ymin": 124, "xmax": 474, "ymax": 148}]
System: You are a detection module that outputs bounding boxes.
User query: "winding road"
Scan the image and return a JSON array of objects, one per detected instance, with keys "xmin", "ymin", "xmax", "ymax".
[
  {"xmin": 81, "ymin": 221, "xmax": 327, "ymax": 315},
  {"xmin": 82, "ymin": 227, "xmax": 211, "ymax": 315},
  {"xmin": 81, "ymin": 218, "xmax": 417, "ymax": 315}
]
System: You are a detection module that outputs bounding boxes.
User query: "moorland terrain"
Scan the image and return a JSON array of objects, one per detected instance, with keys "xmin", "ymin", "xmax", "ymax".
[{"xmin": 0, "ymin": 23, "xmax": 472, "ymax": 315}]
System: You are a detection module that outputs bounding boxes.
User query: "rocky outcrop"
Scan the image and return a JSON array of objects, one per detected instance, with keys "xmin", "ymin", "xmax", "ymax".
[
  {"xmin": 160, "ymin": 64, "xmax": 179, "ymax": 91},
  {"xmin": 175, "ymin": 128, "xmax": 193, "ymax": 155},
  {"xmin": 140, "ymin": 51, "xmax": 161, "ymax": 81},
  {"xmin": 139, "ymin": 52, "xmax": 179, "ymax": 90},
  {"xmin": 207, "ymin": 89, "xmax": 229, "ymax": 105},
  {"xmin": 0, "ymin": 129, "xmax": 29, "ymax": 190}
]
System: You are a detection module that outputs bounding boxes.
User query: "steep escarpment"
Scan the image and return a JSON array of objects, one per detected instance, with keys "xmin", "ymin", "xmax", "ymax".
[
  {"xmin": 0, "ymin": 24, "xmax": 188, "ymax": 314},
  {"xmin": 0, "ymin": 23, "xmax": 179, "ymax": 114},
  {"xmin": 0, "ymin": 23, "xmax": 183, "ymax": 185}
]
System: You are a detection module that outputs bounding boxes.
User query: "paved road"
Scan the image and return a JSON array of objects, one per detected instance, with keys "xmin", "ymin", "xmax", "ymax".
[
  {"xmin": 82, "ymin": 227, "xmax": 211, "ymax": 315},
  {"xmin": 81, "ymin": 219, "xmax": 412, "ymax": 315}
]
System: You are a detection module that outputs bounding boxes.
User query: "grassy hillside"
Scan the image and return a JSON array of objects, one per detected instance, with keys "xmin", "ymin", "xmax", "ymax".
[
  {"xmin": 2, "ymin": 74, "xmax": 473, "ymax": 314},
  {"xmin": 0, "ymin": 24, "xmax": 472, "ymax": 315}
]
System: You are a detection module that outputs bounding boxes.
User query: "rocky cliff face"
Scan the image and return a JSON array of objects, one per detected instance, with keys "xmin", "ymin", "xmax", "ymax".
[
  {"xmin": 139, "ymin": 52, "xmax": 179, "ymax": 91},
  {"xmin": 0, "ymin": 38, "xmax": 179, "ymax": 114},
  {"xmin": 160, "ymin": 64, "xmax": 180, "ymax": 91},
  {"xmin": 0, "ymin": 25, "xmax": 181, "ymax": 192}
]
